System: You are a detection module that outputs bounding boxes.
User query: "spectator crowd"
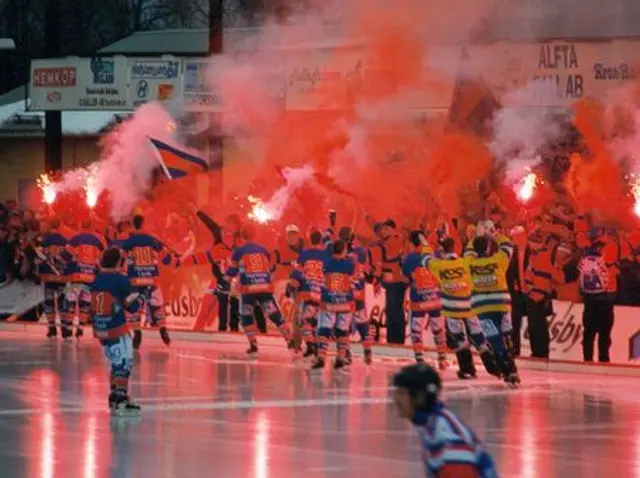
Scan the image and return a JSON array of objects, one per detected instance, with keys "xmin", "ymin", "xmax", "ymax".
[
  {"xmin": 3, "ymin": 190, "xmax": 640, "ymax": 365},
  {"xmin": 0, "ymin": 200, "xmax": 41, "ymax": 288}
]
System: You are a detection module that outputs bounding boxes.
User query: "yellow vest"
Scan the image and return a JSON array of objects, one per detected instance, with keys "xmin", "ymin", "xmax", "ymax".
[
  {"xmin": 465, "ymin": 235, "xmax": 513, "ymax": 315},
  {"xmin": 424, "ymin": 252, "xmax": 473, "ymax": 319}
]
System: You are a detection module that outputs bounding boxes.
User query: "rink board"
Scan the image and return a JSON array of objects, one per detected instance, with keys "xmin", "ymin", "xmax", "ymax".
[
  {"xmin": 2, "ymin": 320, "xmax": 640, "ymax": 377},
  {"xmin": 159, "ymin": 276, "xmax": 640, "ymax": 365},
  {"xmin": 6, "ymin": 278, "xmax": 640, "ymax": 367}
]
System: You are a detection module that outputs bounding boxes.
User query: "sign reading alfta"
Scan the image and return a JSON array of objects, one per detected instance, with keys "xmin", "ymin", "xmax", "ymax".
[{"xmin": 535, "ymin": 43, "xmax": 584, "ymax": 100}]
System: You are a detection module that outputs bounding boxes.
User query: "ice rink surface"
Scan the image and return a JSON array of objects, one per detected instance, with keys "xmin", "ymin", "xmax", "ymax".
[{"xmin": 0, "ymin": 331, "xmax": 639, "ymax": 478}]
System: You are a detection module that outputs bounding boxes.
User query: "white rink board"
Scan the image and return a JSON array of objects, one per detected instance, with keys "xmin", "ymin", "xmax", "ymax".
[{"xmin": 159, "ymin": 278, "xmax": 640, "ymax": 366}]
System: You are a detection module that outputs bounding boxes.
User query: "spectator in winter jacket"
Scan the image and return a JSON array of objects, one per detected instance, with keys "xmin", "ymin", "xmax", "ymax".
[
  {"xmin": 523, "ymin": 230, "xmax": 565, "ymax": 358},
  {"xmin": 578, "ymin": 229, "xmax": 619, "ymax": 363}
]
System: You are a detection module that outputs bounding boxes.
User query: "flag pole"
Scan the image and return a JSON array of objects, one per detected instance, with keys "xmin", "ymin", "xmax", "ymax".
[{"xmin": 147, "ymin": 136, "xmax": 174, "ymax": 180}]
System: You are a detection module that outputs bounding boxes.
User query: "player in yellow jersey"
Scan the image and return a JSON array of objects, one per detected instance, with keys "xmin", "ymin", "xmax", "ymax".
[
  {"xmin": 422, "ymin": 237, "xmax": 499, "ymax": 380},
  {"xmin": 466, "ymin": 233, "xmax": 521, "ymax": 387}
]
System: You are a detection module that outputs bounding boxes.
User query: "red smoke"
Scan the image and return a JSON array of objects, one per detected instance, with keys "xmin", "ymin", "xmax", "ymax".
[
  {"xmin": 45, "ymin": 0, "xmax": 640, "ymax": 246},
  {"xmin": 198, "ymin": 0, "xmax": 502, "ymax": 237}
]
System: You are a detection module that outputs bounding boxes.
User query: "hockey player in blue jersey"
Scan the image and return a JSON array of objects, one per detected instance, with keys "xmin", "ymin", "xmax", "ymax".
[
  {"xmin": 226, "ymin": 224, "xmax": 294, "ymax": 356},
  {"xmin": 311, "ymin": 239, "xmax": 355, "ymax": 371},
  {"xmin": 342, "ymin": 227, "xmax": 373, "ymax": 366},
  {"xmin": 122, "ymin": 215, "xmax": 173, "ymax": 349},
  {"xmin": 90, "ymin": 247, "xmax": 145, "ymax": 415},
  {"xmin": 64, "ymin": 218, "xmax": 105, "ymax": 339},
  {"xmin": 402, "ymin": 231, "xmax": 448, "ymax": 368},
  {"xmin": 289, "ymin": 229, "xmax": 327, "ymax": 359},
  {"xmin": 38, "ymin": 218, "xmax": 71, "ymax": 339},
  {"xmin": 108, "ymin": 220, "xmax": 132, "ymax": 251},
  {"xmin": 393, "ymin": 364, "xmax": 499, "ymax": 478}
]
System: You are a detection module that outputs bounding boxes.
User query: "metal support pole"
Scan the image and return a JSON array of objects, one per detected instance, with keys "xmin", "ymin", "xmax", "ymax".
[
  {"xmin": 208, "ymin": 0, "xmax": 224, "ymax": 174},
  {"xmin": 44, "ymin": 0, "xmax": 62, "ymax": 172}
]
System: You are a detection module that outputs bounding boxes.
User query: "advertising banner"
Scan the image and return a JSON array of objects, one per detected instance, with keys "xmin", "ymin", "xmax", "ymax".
[
  {"xmin": 182, "ymin": 54, "xmax": 285, "ymax": 113},
  {"xmin": 128, "ymin": 58, "xmax": 181, "ymax": 109},
  {"xmin": 175, "ymin": 39, "xmax": 640, "ymax": 114},
  {"xmin": 30, "ymin": 57, "xmax": 128, "ymax": 111},
  {"xmin": 285, "ymin": 47, "xmax": 365, "ymax": 111},
  {"xmin": 0, "ymin": 282, "xmax": 43, "ymax": 315},
  {"xmin": 159, "ymin": 264, "xmax": 640, "ymax": 365},
  {"xmin": 470, "ymin": 40, "xmax": 640, "ymax": 108},
  {"xmin": 519, "ymin": 301, "xmax": 640, "ymax": 364},
  {"xmin": 160, "ymin": 273, "xmax": 295, "ymax": 333},
  {"xmin": 182, "ymin": 59, "xmax": 221, "ymax": 112}
]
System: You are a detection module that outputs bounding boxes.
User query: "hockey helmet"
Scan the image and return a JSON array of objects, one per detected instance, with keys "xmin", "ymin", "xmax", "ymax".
[{"xmin": 392, "ymin": 364, "xmax": 442, "ymax": 400}]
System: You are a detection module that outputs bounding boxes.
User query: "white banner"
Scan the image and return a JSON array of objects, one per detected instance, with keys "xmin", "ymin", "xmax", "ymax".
[
  {"xmin": 30, "ymin": 57, "xmax": 128, "ymax": 111},
  {"xmin": 469, "ymin": 40, "xmax": 640, "ymax": 108},
  {"xmin": 162, "ymin": 279, "xmax": 292, "ymax": 332},
  {"xmin": 0, "ymin": 282, "xmax": 44, "ymax": 315},
  {"xmin": 285, "ymin": 47, "xmax": 364, "ymax": 111},
  {"xmin": 156, "ymin": 276, "xmax": 640, "ymax": 364},
  {"xmin": 182, "ymin": 60, "xmax": 221, "ymax": 112},
  {"xmin": 177, "ymin": 40, "xmax": 640, "ymax": 112},
  {"xmin": 182, "ymin": 55, "xmax": 285, "ymax": 113},
  {"xmin": 128, "ymin": 58, "xmax": 181, "ymax": 109},
  {"xmin": 520, "ymin": 300, "xmax": 640, "ymax": 364}
]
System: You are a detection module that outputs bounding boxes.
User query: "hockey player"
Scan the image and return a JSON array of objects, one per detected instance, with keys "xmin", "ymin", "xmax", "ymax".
[
  {"xmin": 343, "ymin": 227, "xmax": 373, "ymax": 366},
  {"xmin": 90, "ymin": 247, "xmax": 144, "ymax": 415},
  {"xmin": 274, "ymin": 224, "xmax": 305, "ymax": 276},
  {"xmin": 311, "ymin": 239, "xmax": 355, "ymax": 371},
  {"xmin": 64, "ymin": 217, "xmax": 105, "ymax": 339},
  {"xmin": 108, "ymin": 220, "xmax": 132, "ymax": 251},
  {"xmin": 38, "ymin": 218, "xmax": 71, "ymax": 339},
  {"xmin": 122, "ymin": 215, "xmax": 173, "ymax": 349},
  {"xmin": 226, "ymin": 224, "xmax": 294, "ymax": 355},
  {"xmin": 289, "ymin": 229, "xmax": 327, "ymax": 359},
  {"xmin": 422, "ymin": 237, "xmax": 499, "ymax": 379},
  {"xmin": 369, "ymin": 219, "xmax": 408, "ymax": 345},
  {"xmin": 402, "ymin": 231, "xmax": 447, "ymax": 368},
  {"xmin": 193, "ymin": 210, "xmax": 238, "ymax": 332},
  {"xmin": 466, "ymin": 232, "xmax": 521, "ymax": 386},
  {"xmin": 275, "ymin": 224, "xmax": 305, "ymax": 348},
  {"xmin": 392, "ymin": 364, "xmax": 498, "ymax": 477}
]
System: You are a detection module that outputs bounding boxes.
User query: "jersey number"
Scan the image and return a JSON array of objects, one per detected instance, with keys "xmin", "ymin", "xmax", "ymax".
[
  {"xmin": 92, "ymin": 292, "xmax": 115, "ymax": 315},
  {"xmin": 245, "ymin": 253, "xmax": 269, "ymax": 273},
  {"xmin": 133, "ymin": 247, "xmax": 155, "ymax": 266},
  {"xmin": 328, "ymin": 274, "xmax": 349, "ymax": 293},
  {"xmin": 76, "ymin": 244, "xmax": 99, "ymax": 264},
  {"xmin": 304, "ymin": 260, "xmax": 323, "ymax": 281},
  {"xmin": 414, "ymin": 268, "xmax": 437, "ymax": 288}
]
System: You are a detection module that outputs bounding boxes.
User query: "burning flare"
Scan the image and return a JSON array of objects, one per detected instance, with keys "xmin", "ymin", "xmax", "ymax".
[
  {"xmin": 630, "ymin": 174, "xmax": 640, "ymax": 218},
  {"xmin": 517, "ymin": 170, "xmax": 537, "ymax": 203},
  {"xmin": 85, "ymin": 173, "xmax": 98, "ymax": 208},
  {"xmin": 38, "ymin": 174, "xmax": 57, "ymax": 205},
  {"xmin": 247, "ymin": 195, "xmax": 273, "ymax": 224}
]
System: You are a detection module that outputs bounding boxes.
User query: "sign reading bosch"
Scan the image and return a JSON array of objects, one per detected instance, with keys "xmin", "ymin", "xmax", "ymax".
[
  {"xmin": 30, "ymin": 57, "xmax": 128, "ymax": 111},
  {"xmin": 128, "ymin": 58, "xmax": 181, "ymax": 108}
]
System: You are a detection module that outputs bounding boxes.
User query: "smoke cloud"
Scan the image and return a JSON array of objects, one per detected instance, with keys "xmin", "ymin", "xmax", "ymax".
[{"xmin": 44, "ymin": 0, "xmax": 640, "ymax": 233}]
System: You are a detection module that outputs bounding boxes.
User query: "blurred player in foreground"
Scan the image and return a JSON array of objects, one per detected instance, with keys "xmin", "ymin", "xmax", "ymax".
[
  {"xmin": 90, "ymin": 248, "xmax": 145, "ymax": 416},
  {"xmin": 392, "ymin": 364, "xmax": 499, "ymax": 478}
]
